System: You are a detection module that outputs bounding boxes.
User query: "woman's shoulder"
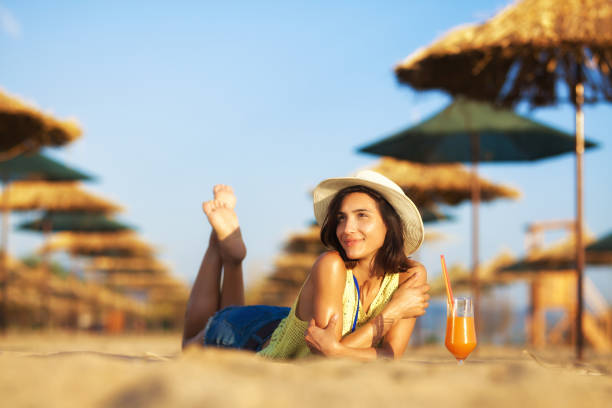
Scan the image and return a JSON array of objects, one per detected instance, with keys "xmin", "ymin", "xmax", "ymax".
[
  {"xmin": 312, "ymin": 250, "xmax": 346, "ymax": 271},
  {"xmin": 397, "ymin": 260, "xmax": 427, "ymax": 285},
  {"xmin": 310, "ymin": 251, "xmax": 347, "ymax": 283},
  {"xmin": 299, "ymin": 251, "xmax": 348, "ymax": 306}
]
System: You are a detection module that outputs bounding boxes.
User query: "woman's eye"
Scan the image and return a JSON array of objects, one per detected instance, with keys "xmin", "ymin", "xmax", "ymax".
[
  {"xmin": 358, "ymin": 213, "xmax": 368, "ymax": 218},
  {"xmin": 337, "ymin": 215, "xmax": 346, "ymax": 222}
]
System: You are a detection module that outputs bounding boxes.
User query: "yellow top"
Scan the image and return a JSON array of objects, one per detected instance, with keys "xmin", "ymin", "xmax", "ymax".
[{"xmin": 257, "ymin": 269, "xmax": 399, "ymax": 359}]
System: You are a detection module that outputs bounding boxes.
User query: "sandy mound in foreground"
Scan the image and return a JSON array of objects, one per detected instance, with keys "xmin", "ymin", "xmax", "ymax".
[{"xmin": 0, "ymin": 333, "xmax": 609, "ymax": 408}]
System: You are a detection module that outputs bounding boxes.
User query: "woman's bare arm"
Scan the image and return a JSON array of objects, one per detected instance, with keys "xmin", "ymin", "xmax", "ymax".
[
  {"xmin": 340, "ymin": 264, "xmax": 428, "ymax": 350},
  {"xmin": 296, "ymin": 251, "xmax": 347, "ymax": 341},
  {"xmin": 305, "ymin": 263, "xmax": 429, "ymax": 360}
]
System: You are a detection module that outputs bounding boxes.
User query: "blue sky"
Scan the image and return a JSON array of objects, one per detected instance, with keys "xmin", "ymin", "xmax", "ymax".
[{"xmin": 1, "ymin": 1, "xmax": 611, "ymax": 304}]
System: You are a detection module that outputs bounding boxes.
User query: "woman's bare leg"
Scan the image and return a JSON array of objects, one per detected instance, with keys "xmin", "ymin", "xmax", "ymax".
[
  {"xmin": 210, "ymin": 185, "xmax": 247, "ymax": 308},
  {"xmin": 181, "ymin": 185, "xmax": 247, "ymax": 348},
  {"xmin": 182, "ymin": 232, "xmax": 222, "ymax": 347}
]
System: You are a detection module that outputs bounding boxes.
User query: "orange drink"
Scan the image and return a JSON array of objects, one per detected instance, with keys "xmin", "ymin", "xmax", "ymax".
[
  {"xmin": 445, "ymin": 316, "xmax": 477, "ymax": 360},
  {"xmin": 445, "ymin": 296, "xmax": 477, "ymax": 363}
]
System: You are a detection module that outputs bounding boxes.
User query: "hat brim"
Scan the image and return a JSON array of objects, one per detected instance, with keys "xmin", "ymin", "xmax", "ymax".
[{"xmin": 313, "ymin": 176, "xmax": 424, "ymax": 256}]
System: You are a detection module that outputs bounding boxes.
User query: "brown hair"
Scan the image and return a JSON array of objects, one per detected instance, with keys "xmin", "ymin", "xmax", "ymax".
[{"xmin": 319, "ymin": 185, "xmax": 415, "ymax": 274}]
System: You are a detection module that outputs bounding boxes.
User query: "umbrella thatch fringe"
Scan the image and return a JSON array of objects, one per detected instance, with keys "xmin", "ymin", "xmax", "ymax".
[
  {"xmin": 88, "ymin": 256, "xmax": 167, "ymax": 273},
  {"xmin": 500, "ymin": 230, "xmax": 599, "ymax": 275},
  {"xmin": 0, "ymin": 251, "xmax": 26, "ymax": 272},
  {"xmin": 147, "ymin": 288, "xmax": 189, "ymax": 303},
  {"xmin": 1, "ymin": 264, "xmax": 146, "ymax": 314},
  {"xmin": 0, "ymin": 88, "xmax": 81, "ymax": 155},
  {"xmin": 283, "ymin": 225, "xmax": 327, "ymax": 255},
  {"xmin": 1, "ymin": 251, "xmax": 191, "ymax": 329},
  {"xmin": 274, "ymin": 253, "xmax": 319, "ymax": 269},
  {"xmin": 395, "ymin": 0, "xmax": 612, "ymax": 106},
  {"xmin": 105, "ymin": 273, "xmax": 187, "ymax": 290},
  {"xmin": 0, "ymin": 181, "xmax": 122, "ymax": 213},
  {"xmin": 372, "ymin": 157, "xmax": 521, "ymax": 206},
  {"xmin": 247, "ymin": 226, "xmax": 327, "ymax": 306},
  {"xmin": 41, "ymin": 231, "xmax": 156, "ymax": 256},
  {"xmin": 424, "ymin": 230, "xmax": 446, "ymax": 242}
]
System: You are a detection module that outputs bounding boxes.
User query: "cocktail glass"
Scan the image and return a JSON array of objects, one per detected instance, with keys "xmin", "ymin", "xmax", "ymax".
[{"xmin": 445, "ymin": 296, "xmax": 477, "ymax": 364}]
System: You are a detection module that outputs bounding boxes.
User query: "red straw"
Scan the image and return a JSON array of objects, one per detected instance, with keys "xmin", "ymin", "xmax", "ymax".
[{"xmin": 440, "ymin": 255, "xmax": 454, "ymax": 307}]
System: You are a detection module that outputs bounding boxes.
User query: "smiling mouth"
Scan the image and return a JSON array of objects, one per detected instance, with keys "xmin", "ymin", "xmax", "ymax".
[{"xmin": 343, "ymin": 239, "xmax": 361, "ymax": 247}]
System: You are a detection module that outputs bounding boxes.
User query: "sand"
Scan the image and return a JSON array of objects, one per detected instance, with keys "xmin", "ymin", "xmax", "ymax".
[{"xmin": 0, "ymin": 332, "xmax": 610, "ymax": 408}]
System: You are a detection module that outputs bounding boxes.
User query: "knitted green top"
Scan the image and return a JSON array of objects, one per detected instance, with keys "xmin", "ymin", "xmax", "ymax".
[{"xmin": 257, "ymin": 269, "xmax": 399, "ymax": 359}]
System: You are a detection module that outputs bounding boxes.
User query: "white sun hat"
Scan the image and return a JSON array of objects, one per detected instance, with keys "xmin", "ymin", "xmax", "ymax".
[{"xmin": 313, "ymin": 170, "xmax": 424, "ymax": 256}]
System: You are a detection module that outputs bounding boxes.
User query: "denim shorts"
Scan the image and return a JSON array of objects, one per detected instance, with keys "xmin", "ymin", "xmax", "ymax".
[{"xmin": 203, "ymin": 305, "xmax": 290, "ymax": 352}]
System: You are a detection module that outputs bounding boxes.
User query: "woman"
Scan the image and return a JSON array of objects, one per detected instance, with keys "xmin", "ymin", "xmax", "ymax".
[{"xmin": 182, "ymin": 170, "xmax": 430, "ymax": 360}]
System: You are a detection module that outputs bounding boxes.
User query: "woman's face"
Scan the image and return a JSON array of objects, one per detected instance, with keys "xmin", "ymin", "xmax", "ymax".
[{"xmin": 335, "ymin": 192, "xmax": 387, "ymax": 262}]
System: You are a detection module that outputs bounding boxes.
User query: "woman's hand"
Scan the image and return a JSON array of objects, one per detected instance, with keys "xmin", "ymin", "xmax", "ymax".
[
  {"xmin": 304, "ymin": 314, "xmax": 341, "ymax": 356},
  {"xmin": 384, "ymin": 274, "xmax": 430, "ymax": 320}
]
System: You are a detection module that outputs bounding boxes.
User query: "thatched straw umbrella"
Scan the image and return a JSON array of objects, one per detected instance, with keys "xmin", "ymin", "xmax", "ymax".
[
  {"xmin": 586, "ymin": 231, "xmax": 612, "ymax": 265},
  {"xmin": 42, "ymin": 231, "xmax": 157, "ymax": 308},
  {"xmin": 499, "ymin": 233, "xmax": 600, "ymax": 276},
  {"xmin": 101, "ymin": 270, "xmax": 188, "ymax": 331},
  {"xmin": 107, "ymin": 272, "xmax": 187, "ymax": 303},
  {"xmin": 0, "ymin": 157, "xmax": 96, "ymax": 254},
  {"xmin": 360, "ymin": 98, "xmax": 595, "ymax": 164},
  {"xmin": 42, "ymin": 231, "xmax": 157, "ymax": 323},
  {"xmin": 0, "ymin": 252, "xmax": 149, "ymax": 331},
  {"xmin": 0, "ymin": 181, "xmax": 125, "ymax": 327},
  {"xmin": 0, "ymin": 181, "xmax": 121, "ymax": 213},
  {"xmin": 18, "ymin": 213, "xmax": 132, "ymax": 233},
  {"xmin": 371, "ymin": 157, "xmax": 520, "ymax": 207},
  {"xmin": 394, "ymin": 0, "xmax": 612, "ymax": 359},
  {"xmin": 247, "ymin": 225, "xmax": 324, "ymax": 306},
  {"xmin": 0, "ymin": 181, "xmax": 113, "ymax": 262},
  {"xmin": 283, "ymin": 225, "xmax": 326, "ymax": 256},
  {"xmin": 419, "ymin": 206, "xmax": 453, "ymax": 224},
  {"xmin": 0, "ymin": 253, "xmax": 43, "ymax": 325},
  {"xmin": 104, "ymin": 272, "xmax": 184, "ymax": 289},
  {"xmin": 0, "ymin": 251, "xmax": 25, "ymax": 271},
  {"xmin": 0, "ymin": 163, "xmax": 94, "ymax": 330},
  {"xmin": 0, "ymin": 252, "xmax": 38, "ymax": 316},
  {"xmin": 0, "ymin": 153, "xmax": 92, "ymax": 182},
  {"xmin": 86, "ymin": 283, "xmax": 147, "ymax": 332},
  {"xmin": 371, "ymin": 157, "xmax": 521, "ymax": 330},
  {"xmin": 361, "ymin": 97, "xmax": 594, "ymax": 337},
  {"xmin": 17, "ymin": 211, "xmax": 134, "ymax": 290},
  {"xmin": 395, "ymin": 0, "xmax": 612, "ymax": 107},
  {"xmin": 497, "ymin": 233, "xmax": 612, "ymax": 349},
  {"xmin": 146, "ymin": 287, "xmax": 189, "ymax": 330},
  {"xmin": 0, "ymin": 89, "xmax": 81, "ymax": 159},
  {"xmin": 0, "ymin": 255, "xmax": 95, "ymax": 328},
  {"xmin": 101, "ymin": 272, "xmax": 184, "ymax": 332},
  {"xmin": 72, "ymin": 253, "xmax": 168, "ymax": 332},
  {"xmin": 42, "ymin": 231, "xmax": 156, "ymax": 258},
  {"xmin": 87, "ymin": 256, "xmax": 167, "ymax": 274}
]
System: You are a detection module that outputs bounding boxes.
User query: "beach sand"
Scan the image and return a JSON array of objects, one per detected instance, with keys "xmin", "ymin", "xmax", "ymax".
[{"xmin": 0, "ymin": 332, "xmax": 610, "ymax": 407}]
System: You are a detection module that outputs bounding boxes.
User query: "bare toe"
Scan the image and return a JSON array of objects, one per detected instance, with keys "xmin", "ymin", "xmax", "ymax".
[
  {"xmin": 202, "ymin": 200, "xmax": 214, "ymax": 214},
  {"xmin": 213, "ymin": 184, "xmax": 232, "ymax": 195},
  {"xmin": 213, "ymin": 185, "xmax": 236, "ymax": 209}
]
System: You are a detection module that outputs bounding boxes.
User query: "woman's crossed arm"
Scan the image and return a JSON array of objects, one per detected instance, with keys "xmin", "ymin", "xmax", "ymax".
[{"xmin": 300, "ymin": 253, "xmax": 429, "ymax": 360}]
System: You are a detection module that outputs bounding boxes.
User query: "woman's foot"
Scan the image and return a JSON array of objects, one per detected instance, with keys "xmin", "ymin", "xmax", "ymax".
[
  {"xmin": 213, "ymin": 184, "xmax": 236, "ymax": 209},
  {"xmin": 202, "ymin": 199, "xmax": 246, "ymax": 262}
]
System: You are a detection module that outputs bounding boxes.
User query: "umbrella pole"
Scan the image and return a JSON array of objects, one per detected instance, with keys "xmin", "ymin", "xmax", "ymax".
[
  {"xmin": 471, "ymin": 132, "xmax": 481, "ymax": 339},
  {"xmin": 0, "ymin": 177, "xmax": 10, "ymax": 332},
  {"xmin": 574, "ymin": 82, "xmax": 585, "ymax": 360},
  {"xmin": 41, "ymin": 219, "xmax": 52, "ymax": 329}
]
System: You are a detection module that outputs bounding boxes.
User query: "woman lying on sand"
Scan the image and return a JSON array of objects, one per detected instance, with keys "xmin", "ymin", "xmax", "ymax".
[{"xmin": 182, "ymin": 170, "xmax": 430, "ymax": 360}]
